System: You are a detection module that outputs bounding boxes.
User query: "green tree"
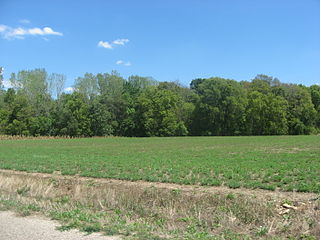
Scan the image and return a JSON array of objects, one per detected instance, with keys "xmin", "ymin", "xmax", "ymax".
[
  {"xmin": 190, "ymin": 77, "xmax": 247, "ymax": 135},
  {"xmin": 4, "ymin": 92, "xmax": 34, "ymax": 136},
  {"xmin": 245, "ymin": 91, "xmax": 288, "ymax": 135},
  {"xmin": 28, "ymin": 116, "xmax": 53, "ymax": 136},
  {"xmin": 157, "ymin": 81, "xmax": 196, "ymax": 133},
  {"xmin": 120, "ymin": 75, "xmax": 158, "ymax": 136},
  {"xmin": 9, "ymin": 69, "xmax": 53, "ymax": 117},
  {"xmin": 136, "ymin": 87, "xmax": 188, "ymax": 136},
  {"xmin": 48, "ymin": 73, "xmax": 66, "ymax": 99},
  {"xmin": 97, "ymin": 71, "xmax": 128, "ymax": 135},
  {"xmin": 89, "ymin": 96, "xmax": 113, "ymax": 136},
  {"xmin": 282, "ymin": 84, "xmax": 317, "ymax": 134},
  {"xmin": 74, "ymin": 73, "xmax": 98, "ymax": 99},
  {"xmin": 0, "ymin": 108, "xmax": 8, "ymax": 134},
  {"xmin": 310, "ymin": 84, "xmax": 320, "ymax": 129},
  {"xmin": 125, "ymin": 75, "xmax": 158, "ymax": 97},
  {"xmin": 9, "ymin": 69, "xmax": 48, "ymax": 98},
  {"xmin": 53, "ymin": 92, "xmax": 92, "ymax": 137}
]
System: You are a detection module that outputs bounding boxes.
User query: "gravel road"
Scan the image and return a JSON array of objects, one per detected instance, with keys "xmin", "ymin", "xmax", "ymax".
[{"xmin": 0, "ymin": 211, "xmax": 120, "ymax": 240}]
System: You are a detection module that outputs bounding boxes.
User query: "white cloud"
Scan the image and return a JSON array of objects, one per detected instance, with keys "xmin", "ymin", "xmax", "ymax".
[
  {"xmin": 64, "ymin": 87, "xmax": 74, "ymax": 93},
  {"xmin": 0, "ymin": 24, "xmax": 8, "ymax": 32},
  {"xmin": 24, "ymin": 27, "xmax": 63, "ymax": 36},
  {"xmin": 27, "ymin": 27, "xmax": 62, "ymax": 36},
  {"xmin": 42, "ymin": 27, "xmax": 62, "ymax": 36},
  {"xmin": 98, "ymin": 38, "xmax": 129, "ymax": 49},
  {"xmin": 116, "ymin": 60, "xmax": 131, "ymax": 66},
  {"xmin": 20, "ymin": 19, "xmax": 31, "ymax": 24},
  {"xmin": 0, "ymin": 24, "xmax": 63, "ymax": 39},
  {"xmin": 98, "ymin": 41, "xmax": 113, "ymax": 49},
  {"xmin": 28, "ymin": 27, "xmax": 43, "ymax": 35},
  {"xmin": 112, "ymin": 38, "xmax": 129, "ymax": 45},
  {"xmin": 12, "ymin": 27, "xmax": 27, "ymax": 36}
]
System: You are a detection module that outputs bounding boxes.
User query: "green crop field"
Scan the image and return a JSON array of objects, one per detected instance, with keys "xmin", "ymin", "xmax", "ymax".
[{"xmin": 0, "ymin": 136, "xmax": 319, "ymax": 193}]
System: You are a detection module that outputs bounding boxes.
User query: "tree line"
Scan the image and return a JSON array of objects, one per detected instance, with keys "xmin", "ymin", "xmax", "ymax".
[{"xmin": 0, "ymin": 68, "xmax": 319, "ymax": 137}]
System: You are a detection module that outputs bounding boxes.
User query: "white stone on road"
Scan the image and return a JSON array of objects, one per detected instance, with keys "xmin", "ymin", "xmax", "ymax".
[{"xmin": 0, "ymin": 211, "xmax": 120, "ymax": 240}]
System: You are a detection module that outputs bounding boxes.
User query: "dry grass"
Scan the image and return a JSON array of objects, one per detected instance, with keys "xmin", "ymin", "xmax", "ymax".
[
  {"xmin": 0, "ymin": 135, "xmax": 119, "ymax": 140},
  {"xmin": 0, "ymin": 135, "xmax": 80, "ymax": 140},
  {"xmin": 0, "ymin": 169, "xmax": 319, "ymax": 239}
]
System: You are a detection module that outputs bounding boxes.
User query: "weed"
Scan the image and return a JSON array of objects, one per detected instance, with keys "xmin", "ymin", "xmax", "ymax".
[
  {"xmin": 256, "ymin": 226, "xmax": 268, "ymax": 236},
  {"xmin": 226, "ymin": 193, "xmax": 236, "ymax": 200},
  {"xmin": 299, "ymin": 234, "xmax": 317, "ymax": 240},
  {"xmin": 16, "ymin": 186, "xmax": 31, "ymax": 196}
]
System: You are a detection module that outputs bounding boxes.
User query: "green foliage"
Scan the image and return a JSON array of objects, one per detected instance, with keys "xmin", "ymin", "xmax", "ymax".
[
  {"xmin": 136, "ymin": 86, "xmax": 188, "ymax": 136},
  {"xmin": 310, "ymin": 85, "xmax": 320, "ymax": 128},
  {"xmin": 47, "ymin": 73, "xmax": 66, "ymax": 99},
  {"xmin": 245, "ymin": 91, "xmax": 288, "ymax": 135},
  {"xmin": 0, "ymin": 69, "xmax": 319, "ymax": 137},
  {"xmin": 53, "ymin": 92, "xmax": 92, "ymax": 136},
  {"xmin": 282, "ymin": 84, "xmax": 317, "ymax": 134},
  {"xmin": 89, "ymin": 96, "xmax": 114, "ymax": 136},
  {"xmin": 4, "ymin": 93, "xmax": 35, "ymax": 136},
  {"xmin": 74, "ymin": 73, "xmax": 98, "ymax": 99},
  {"xmin": 190, "ymin": 77, "xmax": 247, "ymax": 135},
  {"xmin": 9, "ymin": 69, "xmax": 49, "ymax": 103}
]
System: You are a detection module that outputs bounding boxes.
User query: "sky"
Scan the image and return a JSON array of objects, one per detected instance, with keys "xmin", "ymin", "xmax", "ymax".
[{"xmin": 0, "ymin": 0, "xmax": 319, "ymax": 90}]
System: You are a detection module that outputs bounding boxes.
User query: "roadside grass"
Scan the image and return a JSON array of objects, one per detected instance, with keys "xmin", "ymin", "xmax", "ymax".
[
  {"xmin": 1, "ymin": 189, "xmax": 319, "ymax": 240},
  {"xmin": 0, "ymin": 135, "xmax": 319, "ymax": 193},
  {"xmin": 0, "ymin": 171, "xmax": 319, "ymax": 239},
  {"xmin": 0, "ymin": 193, "xmax": 255, "ymax": 240}
]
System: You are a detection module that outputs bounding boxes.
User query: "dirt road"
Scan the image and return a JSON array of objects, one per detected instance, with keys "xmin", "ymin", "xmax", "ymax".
[{"xmin": 0, "ymin": 211, "xmax": 120, "ymax": 240}]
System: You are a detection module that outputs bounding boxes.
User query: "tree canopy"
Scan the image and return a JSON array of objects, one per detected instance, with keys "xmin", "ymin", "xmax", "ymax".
[{"xmin": 0, "ymin": 68, "xmax": 319, "ymax": 137}]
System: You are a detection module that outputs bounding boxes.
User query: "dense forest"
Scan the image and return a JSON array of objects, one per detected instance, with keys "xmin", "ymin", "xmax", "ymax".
[{"xmin": 0, "ymin": 68, "xmax": 319, "ymax": 137}]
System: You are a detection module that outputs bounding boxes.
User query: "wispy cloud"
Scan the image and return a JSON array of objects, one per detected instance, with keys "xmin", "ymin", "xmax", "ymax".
[
  {"xmin": 116, "ymin": 60, "xmax": 131, "ymax": 66},
  {"xmin": 98, "ymin": 41, "xmax": 113, "ymax": 49},
  {"xmin": 19, "ymin": 19, "xmax": 31, "ymax": 24},
  {"xmin": 0, "ymin": 24, "xmax": 8, "ymax": 33},
  {"xmin": 112, "ymin": 38, "xmax": 129, "ymax": 45},
  {"xmin": 0, "ymin": 24, "xmax": 63, "ymax": 40},
  {"xmin": 98, "ymin": 38, "xmax": 129, "ymax": 49}
]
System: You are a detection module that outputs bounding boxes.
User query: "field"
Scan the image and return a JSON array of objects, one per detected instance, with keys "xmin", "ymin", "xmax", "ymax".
[{"xmin": 0, "ymin": 135, "xmax": 319, "ymax": 193}]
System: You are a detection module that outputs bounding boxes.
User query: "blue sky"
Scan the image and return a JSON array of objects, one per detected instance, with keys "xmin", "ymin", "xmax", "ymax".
[{"xmin": 0, "ymin": 0, "xmax": 319, "ymax": 90}]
